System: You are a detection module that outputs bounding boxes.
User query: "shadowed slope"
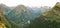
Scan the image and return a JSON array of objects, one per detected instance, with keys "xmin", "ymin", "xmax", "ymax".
[{"xmin": 30, "ymin": 2, "xmax": 60, "ymax": 28}]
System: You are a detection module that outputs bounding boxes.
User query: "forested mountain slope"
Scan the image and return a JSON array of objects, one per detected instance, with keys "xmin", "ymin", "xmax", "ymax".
[
  {"xmin": 30, "ymin": 2, "xmax": 60, "ymax": 28},
  {"xmin": 0, "ymin": 6, "xmax": 12, "ymax": 28}
]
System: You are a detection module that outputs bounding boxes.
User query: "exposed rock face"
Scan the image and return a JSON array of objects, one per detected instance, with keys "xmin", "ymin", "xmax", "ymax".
[
  {"xmin": 0, "ymin": 4, "xmax": 3, "ymax": 13},
  {"xmin": 54, "ymin": 2, "xmax": 60, "ymax": 7},
  {"xmin": 0, "ymin": 4, "xmax": 12, "ymax": 15}
]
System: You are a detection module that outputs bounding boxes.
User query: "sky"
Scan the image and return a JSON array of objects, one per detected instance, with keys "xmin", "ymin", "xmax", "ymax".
[{"xmin": 0, "ymin": 0, "xmax": 60, "ymax": 7}]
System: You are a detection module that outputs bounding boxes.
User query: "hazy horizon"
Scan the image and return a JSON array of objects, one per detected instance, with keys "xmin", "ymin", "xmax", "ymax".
[{"xmin": 0, "ymin": 0, "xmax": 60, "ymax": 7}]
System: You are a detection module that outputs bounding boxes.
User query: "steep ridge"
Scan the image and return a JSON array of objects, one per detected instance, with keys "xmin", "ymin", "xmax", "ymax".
[
  {"xmin": 7, "ymin": 5, "xmax": 31, "ymax": 24},
  {"xmin": 30, "ymin": 2, "xmax": 60, "ymax": 28},
  {"xmin": 3, "ymin": 4, "xmax": 51, "ymax": 28},
  {"xmin": 6, "ymin": 4, "xmax": 50, "ymax": 24},
  {"xmin": 0, "ymin": 6, "xmax": 12, "ymax": 28},
  {"xmin": 0, "ymin": 4, "xmax": 12, "ymax": 15}
]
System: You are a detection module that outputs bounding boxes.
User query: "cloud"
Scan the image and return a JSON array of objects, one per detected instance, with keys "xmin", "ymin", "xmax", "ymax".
[{"xmin": 0, "ymin": 0, "xmax": 60, "ymax": 7}]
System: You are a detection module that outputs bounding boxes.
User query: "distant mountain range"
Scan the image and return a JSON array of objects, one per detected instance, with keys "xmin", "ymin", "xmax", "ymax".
[
  {"xmin": 1, "ymin": 2, "xmax": 60, "ymax": 28},
  {"xmin": 5, "ymin": 4, "xmax": 50, "ymax": 24},
  {"xmin": 0, "ymin": 3, "xmax": 51, "ymax": 28}
]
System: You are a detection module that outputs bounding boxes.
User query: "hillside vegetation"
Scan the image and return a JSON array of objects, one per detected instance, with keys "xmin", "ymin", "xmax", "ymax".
[{"xmin": 29, "ymin": 2, "xmax": 60, "ymax": 28}]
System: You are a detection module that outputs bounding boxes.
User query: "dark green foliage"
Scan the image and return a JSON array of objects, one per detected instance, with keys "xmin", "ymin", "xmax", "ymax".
[
  {"xmin": 29, "ymin": 2, "xmax": 60, "ymax": 28},
  {"xmin": 29, "ymin": 18, "xmax": 59, "ymax": 28}
]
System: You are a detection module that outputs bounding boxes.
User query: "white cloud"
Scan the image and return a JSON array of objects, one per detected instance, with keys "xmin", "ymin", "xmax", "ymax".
[{"xmin": 0, "ymin": 0, "xmax": 60, "ymax": 7}]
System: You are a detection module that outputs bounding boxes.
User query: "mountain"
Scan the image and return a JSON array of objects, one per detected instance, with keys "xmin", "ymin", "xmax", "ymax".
[
  {"xmin": 2, "ymin": 4, "xmax": 51, "ymax": 28},
  {"xmin": 29, "ymin": 2, "xmax": 60, "ymax": 28},
  {"xmin": 5, "ymin": 4, "xmax": 49, "ymax": 28},
  {"xmin": 6, "ymin": 5, "xmax": 31, "ymax": 23},
  {"xmin": 6, "ymin": 4, "xmax": 50, "ymax": 24},
  {"xmin": 0, "ymin": 4, "xmax": 26, "ymax": 28},
  {"xmin": 10, "ymin": 6, "xmax": 16, "ymax": 9},
  {"xmin": 29, "ymin": 6, "xmax": 50, "ymax": 16},
  {"xmin": 0, "ymin": 4, "xmax": 12, "ymax": 15},
  {"xmin": 0, "ymin": 8, "xmax": 12, "ymax": 28}
]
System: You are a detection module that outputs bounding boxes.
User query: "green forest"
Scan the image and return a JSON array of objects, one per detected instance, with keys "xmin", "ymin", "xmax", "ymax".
[{"xmin": 0, "ymin": 2, "xmax": 60, "ymax": 28}]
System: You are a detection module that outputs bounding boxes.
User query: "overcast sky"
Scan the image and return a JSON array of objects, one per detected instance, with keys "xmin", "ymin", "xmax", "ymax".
[{"xmin": 0, "ymin": 0, "xmax": 60, "ymax": 7}]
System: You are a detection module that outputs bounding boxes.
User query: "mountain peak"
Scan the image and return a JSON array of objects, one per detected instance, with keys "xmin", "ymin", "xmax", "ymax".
[
  {"xmin": 15, "ymin": 4, "xmax": 29, "ymax": 11},
  {"xmin": 16, "ymin": 4, "xmax": 25, "ymax": 8},
  {"xmin": 54, "ymin": 2, "xmax": 60, "ymax": 7},
  {"xmin": 0, "ymin": 3, "xmax": 6, "ymax": 6},
  {"xmin": 15, "ymin": 4, "xmax": 28, "ymax": 10},
  {"xmin": 0, "ymin": 3, "xmax": 5, "ymax": 13}
]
